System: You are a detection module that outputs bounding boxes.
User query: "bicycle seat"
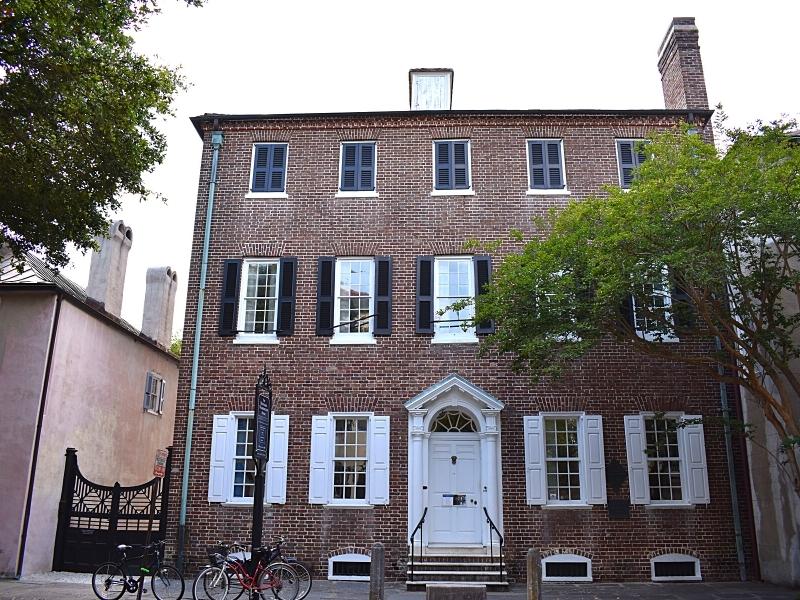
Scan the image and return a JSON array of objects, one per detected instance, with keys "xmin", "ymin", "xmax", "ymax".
[{"xmin": 117, "ymin": 544, "xmax": 132, "ymax": 551}]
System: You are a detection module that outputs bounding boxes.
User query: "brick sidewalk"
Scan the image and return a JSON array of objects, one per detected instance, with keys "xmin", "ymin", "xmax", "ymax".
[{"xmin": 1, "ymin": 577, "xmax": 798, "ymax": 600}]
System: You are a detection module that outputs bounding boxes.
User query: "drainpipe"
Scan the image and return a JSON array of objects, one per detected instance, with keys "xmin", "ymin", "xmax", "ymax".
[
  {"xmin": 716, "ymin": 336, "xmax": 747, "ymax": 581},
  {"xmin": 177, "ymin": 129, "xmax": 223, "ymax": 571}
]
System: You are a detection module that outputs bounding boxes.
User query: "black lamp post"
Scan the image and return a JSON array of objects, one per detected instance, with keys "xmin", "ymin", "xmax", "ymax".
[{"xmin": 251, "ymin": 365, "xmax": 272, "ymax": 553}]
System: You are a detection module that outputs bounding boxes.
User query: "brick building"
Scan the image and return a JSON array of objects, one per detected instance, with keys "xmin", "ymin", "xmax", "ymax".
[{"xmin": 169, "ymin": 17, "xmax": 757, "ymax": 586}]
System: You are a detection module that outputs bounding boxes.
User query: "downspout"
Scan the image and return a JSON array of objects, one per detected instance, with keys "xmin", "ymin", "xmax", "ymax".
[
  {"xmin": 716, "ymin": 336, "xmax": 747, "ymax": 581},
  {"xmin": 17, "ymin": 292, "xmax": 62, "ymax": 577},
  {"xmin": 177, "ymin": 129, "xmax": 223, "ymax": 571}
]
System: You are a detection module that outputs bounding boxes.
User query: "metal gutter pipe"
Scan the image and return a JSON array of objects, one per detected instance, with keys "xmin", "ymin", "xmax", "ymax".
[
  {"xmin": 716, "ymin": 336, "xmax": 747, "ymax": 581},
  {"xmin": 177, "ymin": 130, "xmax": 223, "ymax": 570}
]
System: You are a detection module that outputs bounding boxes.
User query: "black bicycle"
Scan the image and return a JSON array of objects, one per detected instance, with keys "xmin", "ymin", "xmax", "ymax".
[{"xmin": 92, "ymin": 540, "xmax": 185, "ymax": 600}]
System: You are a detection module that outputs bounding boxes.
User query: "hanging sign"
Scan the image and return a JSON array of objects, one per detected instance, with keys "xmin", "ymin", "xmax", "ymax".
[
  {"xmin": 253, "ymin": 389, "xmax": 271, "ymax": 461},
  {"xmin": 153, "ymin": 449, "xmax": 169, "ymax": 478}
]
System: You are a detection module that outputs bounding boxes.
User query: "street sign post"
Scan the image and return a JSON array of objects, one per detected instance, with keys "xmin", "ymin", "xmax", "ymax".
[{"xmin": 250, "ymin": 365, "xmax": 272, "ymax": 573}]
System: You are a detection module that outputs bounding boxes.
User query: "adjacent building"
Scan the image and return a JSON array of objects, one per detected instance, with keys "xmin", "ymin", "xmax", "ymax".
[
  {"xmin": 0, "ymin": 222, "xmax": 179, "ymax": 576},
  {"xmin": 170, "ymin": 18, "xmax": 757, "ymax": 585}
]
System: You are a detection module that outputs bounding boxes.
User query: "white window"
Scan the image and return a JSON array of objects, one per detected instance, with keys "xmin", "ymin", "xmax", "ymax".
[
  {"xmin": 237, "ymin": 259, "xmax": 279, "ymax": 343},
  {"xmin": 631, "ymin": 276, "xmax": 677, "ymax": 342},
  {"xmin": 433, "ymin": 257, "xmax": 476, "ymax": 342},
  {"xmin": 308, "ymin": 413, "xmax": 390, "ymax": 506},
  {"xmin": 624, "ymin": 413, "xmax": 709, "ymax": 506},
  {"xmin": 328, "ymin": 553, "xmax": 371, "ymax": 581},
  {"xmin": 523, "ymin": 414, "xmax": 606, "ymax": 506},
  {"xmin": 143, "ymin": 372, "xmax": 165, "ymax": 414},
  {"xmin": 333, "ymin": 258, "xmax": 375, "ymax": 343},
  {"xmin": 208, "ymin": 412, "xmax": 290, "ymax": 504},
  {"xmin": 541, "ymin": 554, "xmax": 592, "ymax": 582},
  {"xmin": 650, "ymin": 553, "xmax": 701, "ymax": 581}
]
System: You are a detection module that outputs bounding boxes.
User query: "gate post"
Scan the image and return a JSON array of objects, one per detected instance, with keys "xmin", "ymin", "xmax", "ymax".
[
  {"xmin": 159, "ymin": 446, "xmax": 173, "ymax": 539},
  {"xmin": 52, "ymin": 448, "xmax": 78, "ymax": 570},
  {"xmin": 109, "ymin": 482, "xmax": 122, "ymax": 538}
]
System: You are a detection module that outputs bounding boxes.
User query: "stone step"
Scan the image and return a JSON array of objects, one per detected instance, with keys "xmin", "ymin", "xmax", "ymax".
[
  {"xmin": 406, "ymin": 580, "xmax": 510, "ymax": 592},
  {"xmin": 407, "ymin": 570, "xmax": 507, "ymax": 576}
]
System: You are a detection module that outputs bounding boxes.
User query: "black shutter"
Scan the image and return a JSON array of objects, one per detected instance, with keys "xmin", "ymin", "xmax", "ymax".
[
  {"xmin": 670, "ymin": 273, "xmax": 695, "ymax": 331},
  {"xmin": 360, "ymin": 143, "xmax": 375, "ymax": 191},
  {"xmin": 435, "ymin": 142, "xmax": 451, "ymax": 189},
  {"xmin": 529, "ymin": 141, "xmax": 546, "ymax": 188},
  {"xmin": 342, "ymin": 144, "xmax": 357, "ymax": 190},
  {"xmin": 316, "ymin": 257, "xmax": 335, "ymax": 336},
  {"xmin": 416, "ymin": 256, "xmax": 434, "ymax": 333},
  {"xmin": 453, "ymin": 141, "xmax": 469, "ymax": 189},
  {"xmin": 374, "ymin": 256, "xmax": 392, "ymax": 335},
  {"xmin": 276, "ymin": 257, "xmax": 298, "ymax": 336},
  {"xmin": 546, "ymin": 141, "xmax": 563, "ymax": 189},
  {"xmin": 617, "ymin": 141, "xmax": 635, "ymax": 188},
  {"xmin": 621, "ymin": 294, "xmax": 636, "ymax": 330},
  {"xmin": 219, "ymin": 259, "xmax": 242, "ymax": 336},
  {"xmin": 269, "ymin": 144, "xmax": 287, "ymax": 192},
  {"xmin": 252, "ymin": 146, "xmax": 270, "ymax": 192},
  {"xmin": 473, "ymin": 256, "xmax": 494, "ymax": 334}
]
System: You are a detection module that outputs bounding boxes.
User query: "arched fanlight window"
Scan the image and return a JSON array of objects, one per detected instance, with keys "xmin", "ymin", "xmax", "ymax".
[{"xmin": 431, "ymin": 410, "xmax": 477, "ymax": 432}]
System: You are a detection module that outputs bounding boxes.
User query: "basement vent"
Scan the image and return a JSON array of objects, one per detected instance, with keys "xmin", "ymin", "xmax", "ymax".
[
  {"xmin": 650, "ymin": 553, "xmax": 701, "ymax": 581},
  {"xmin": 541, "ymin": 554, "xmax": 592, "ymax": 582},
  {"xmin": 328, "ymin": 553, "xmax": 370, "ymax": 581}
]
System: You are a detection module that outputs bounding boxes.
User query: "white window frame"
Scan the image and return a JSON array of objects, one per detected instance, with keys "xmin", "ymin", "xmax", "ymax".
[
  {"xmin": 631, "ymin": 268, "xmax": 678, "ymax": 343},
  {"xmin": 430, "ymin": 140, "xmax": 474, "ymax": 196},
  {"xmin": 331, "ymin": 258, "xmax": 376, "ymax": 345},
  {"xmin": 328, "ymin": 413, "xmax": 371, "ymax": 506},
  {"xmin": 541, "ymin": 413, "xmax": 586, "ymax": 506},
  {"xmin": 328, "ymin": 553, "xmax": 371, "ymax": 581},
  {"xmin": 143, "ymin": 371, "xmax": 165, "ymax": 415},
  {"xmin": 650, "ymin": 553, "xmax": 701, "ymax": 582},
  {"xmin": 336, "ymin": 142, "xmax": 378, "ymax": 198},
  {"xmin": 246, "ymin": 143, "xmax": 289, "ymax": 199},
  {"xmin": 525, "ymin": 138, "xmax": 570, "ymax": 195},
  {"xmin": 234, "ymin": 258, "xmax": 280, "ymax": 345},
  {"xmin": 432, "ymin": 256, "xmax": 477, "ymax": 344},
  {"xmin": 541, "ymin": 554, "xmax": 593, "ymax": 582},
  {"xmin": 624, "ymin": 411, "xmax": 709, "ymax": 507},
  {"xmin": 231, "ymin": 413, "xmax": 257, "ymax": 502}
]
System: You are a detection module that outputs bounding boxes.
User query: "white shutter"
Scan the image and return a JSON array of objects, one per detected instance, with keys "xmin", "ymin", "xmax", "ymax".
[
  {"xmin": 681, "ymin": 415, "xmax": 710, "ymax": 504},
  {"xmin": 368, "ymin": 416, "xmax": 390, "ymax": 505},
  {"xmin": 265, "ymin": 414, "xmax": 290, "ymax": 504},
  {"xmin": 583, "ymin": 415, "xmax": 607, "ymax": 504},
  {"xmin": 308, "ymin": 415, "xmax": 331, "ymax": 504},
  {"xmin": 624, "ymin": 415, "xmax": 650, "ymax": 504},
  {"xmin": 523, "ymin": 416, "xmax": 547, "ymax": 505},
  {"xmin": 208, "ymin": 415, "xmax": 233, "ymax": 502}
]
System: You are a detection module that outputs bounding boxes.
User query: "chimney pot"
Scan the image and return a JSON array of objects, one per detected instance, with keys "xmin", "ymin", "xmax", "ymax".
[
  {"xmin": 86, "ymin": 220, "xmax": 132, "ymax": 317},
  {"xmin": 141, "ymin": 266, "xmax": 178, "ymax": 348}
]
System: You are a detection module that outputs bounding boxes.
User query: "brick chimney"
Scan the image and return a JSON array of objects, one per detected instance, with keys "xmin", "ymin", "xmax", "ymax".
[
  {"xmin": 657, "ymin": 17, "xmax": 709, "ymax": 110},
  {"xmin": 141, "ymin": 266, "xmax": 178, "ymax": 347},
  {"xmin": 86, "ymin": 220, "xmax": 132, "ymax": 316}
]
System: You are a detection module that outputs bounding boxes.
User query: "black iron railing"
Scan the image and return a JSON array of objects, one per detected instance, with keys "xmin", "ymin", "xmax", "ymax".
[
  {"xmin": 483, "ymin": 507, "xmax": 504, "ymax": 582},
  {"xmin": 408, "ymin": 507, "xmax": 428, "ymax": 582}
]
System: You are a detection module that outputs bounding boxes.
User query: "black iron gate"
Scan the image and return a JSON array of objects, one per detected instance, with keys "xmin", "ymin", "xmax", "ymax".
[{"xmin": 52, "ymin": 447, "xmax": 172, "ymax": 572}]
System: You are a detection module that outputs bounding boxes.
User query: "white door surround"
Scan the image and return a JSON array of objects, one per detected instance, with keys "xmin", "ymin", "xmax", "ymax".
[{"xmin": 405, "ymin": 374, "xmax": 504, "ymax": 553}]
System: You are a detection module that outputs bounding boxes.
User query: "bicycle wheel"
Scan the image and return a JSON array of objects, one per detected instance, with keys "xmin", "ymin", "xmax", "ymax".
[
  {"xmin": 192, "ymin": 565, "xmax": 229, "ymax": 600},
  {"xmin": 225, "ymin": 565, "xmax": 246, "ymax": 600},
  {"xmin": 151, "ymin": 564, "xmax": 185, "ymax": 600},
  {"xmin": 288, "ymin": 561, "xmax": 312, "ymax": 600},
  {"xmin": 92, "ymin": 562, "xmax": 127, "ymax": 600},
  {"xmin": 257, "ymin": 562, "xmax": 299, "ymax": 600}
]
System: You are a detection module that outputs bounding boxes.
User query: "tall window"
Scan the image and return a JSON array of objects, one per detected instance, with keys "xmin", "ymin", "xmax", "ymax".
[
  {"xmin": 238, "ymin": 260, "xmax": 279, "ymax": 338},
  {"xmin": 644, "ymin": 416, "xmax": 683, "ymax": 502},
  {"xmin": 630, "ymin": 272, "xmax": 676, "ymax": 342},
  {"xmin": 334, "ymin": 259, "xmax": 374, "ymax": 338},
  {"xmin": 333, "ymin": 417, "xmax": 368, "ymax": 501},
  {"xmin": 233, "ymin": 417, "xmax": 256, "ymax": 499},
  {"xmin": 250, "ymin": 143, "xmax": 288, "ymax": 193},
  {"xmin": 340, "ymin": 142, "xmax": 376, "ymax": 192},
  {"xmin": 545, "ymin": 417, "xmax": 581, "ymax": 502},
  {"xmin": 434, "ymin": 257, "xmax": 475, "ymax": 339}
]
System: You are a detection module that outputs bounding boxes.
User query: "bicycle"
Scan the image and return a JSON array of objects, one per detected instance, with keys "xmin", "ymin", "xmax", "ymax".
[
  {"xmin": 223, "ymin": 540, "xmax": 312, "ymax": 600},
  {"xmin": 193, "ymin": 541, "xmax": 298, "ymax": 600},
  {"xmin": 92, "ymin": 540, "xmax": 185, "ymax": 600}
]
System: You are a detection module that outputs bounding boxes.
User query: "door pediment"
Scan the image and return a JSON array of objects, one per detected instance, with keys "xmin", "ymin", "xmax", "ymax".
[{"xmin": 404, "ymin": 374, "xmax": 504, "ymax": 413}]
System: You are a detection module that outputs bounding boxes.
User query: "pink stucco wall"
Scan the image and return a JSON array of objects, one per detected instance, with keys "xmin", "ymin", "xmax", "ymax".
[
  {"xmin": 20, "ymin": 299, "xmax": 178, "ymax": 575},
  {"xmin": 0, "ymin": 292, "xmax": 55, "ymax": 576}
]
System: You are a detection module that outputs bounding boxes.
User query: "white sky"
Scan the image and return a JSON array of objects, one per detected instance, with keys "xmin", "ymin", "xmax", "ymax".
[{"xmin": 61, "ymin": 0, "xmax": 800, "ymax": 335}]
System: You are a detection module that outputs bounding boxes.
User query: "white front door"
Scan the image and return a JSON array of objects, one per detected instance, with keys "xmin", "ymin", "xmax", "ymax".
[{"xmin": 428, "ymin": 434, "xmax": 482, "ymax": 545}]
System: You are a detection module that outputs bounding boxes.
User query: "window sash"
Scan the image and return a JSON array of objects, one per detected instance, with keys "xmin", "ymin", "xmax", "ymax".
[
  {"xmin": 143, "ymin": 373, "xmax": 163, "ymax": 413},
  {"xmin": 644, "ymin": 417, "xmax": 684, "ymax": 502},
  {"xmin": 237, "ymin": 260, "xmax": 279, "ymax": 336},
  {"xmin": 433, "ymin": 258, "xmax": 475, "ymax": 336},
  {"xmin": 233, "ymin": 417, "xmax": 256, "ymax": 499},
  {"xmin": 332, "ymin": 417, "xmax": 368, "ymax": 501},
  {"xmin": 333, "ymin": 259, "xmax": 375, "ymax": 336},
  {"xmin": 544, "ymin": 417, "xmax": 582, "ymax": 502}
]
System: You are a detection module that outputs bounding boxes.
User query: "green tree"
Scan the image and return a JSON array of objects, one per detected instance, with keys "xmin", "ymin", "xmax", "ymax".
[
  {"xmin": 169, "ymin": 332, "xmax": 182, "ymax": 357},
  {"xmin": 475, "ymin": 120, "xmax": 800, "ymax": 497},
  {"xmin": 0, "ymin": 0, "xmax": 200, "ymax": 268}
]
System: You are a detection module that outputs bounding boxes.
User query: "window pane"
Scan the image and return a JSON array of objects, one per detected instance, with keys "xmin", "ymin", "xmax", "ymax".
[
  {"xmin": 243, "ymin": 262, "xmax": 278, "ymax": 334},
  {"xmin": 645, "ymin": 417, "xmax": 683, "ymax": 501},
  {"xmin": 545, "ymin": 418, "xmax": 581, "ymax": 501},
  {"xmin": 337, "ymin": 261, "xmax": 373, "ymax": 333},
  {"xmin": 332, "ymin": 417, "xmax": 368, "ymax": 501}
]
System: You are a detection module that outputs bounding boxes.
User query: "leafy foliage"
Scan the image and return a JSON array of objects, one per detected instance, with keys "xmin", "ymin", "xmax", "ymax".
[
  {"xmin": 0, "ymin": 0, "xmax": 200, "ymax": 268},
  {"xmin": 476, "ymin": 119, "xmax": 800, "ymax": 495}
]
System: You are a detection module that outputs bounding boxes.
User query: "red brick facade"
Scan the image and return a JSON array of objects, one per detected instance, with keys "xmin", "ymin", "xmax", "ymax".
[{"xmin": 167, "ymin": 19, "xmax": 757, "ymax": 584}]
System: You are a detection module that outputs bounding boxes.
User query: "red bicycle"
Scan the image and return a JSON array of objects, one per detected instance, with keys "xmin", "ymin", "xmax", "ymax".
[{"xmin": 193, "ymin": 542, "xmax": 298, "ymax": 600}]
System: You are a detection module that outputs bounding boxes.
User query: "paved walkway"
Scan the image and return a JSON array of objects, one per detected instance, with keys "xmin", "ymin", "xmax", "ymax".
[{"xmin": 0, "ymin": 574, "xmax": 797, "ymax": 600}]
